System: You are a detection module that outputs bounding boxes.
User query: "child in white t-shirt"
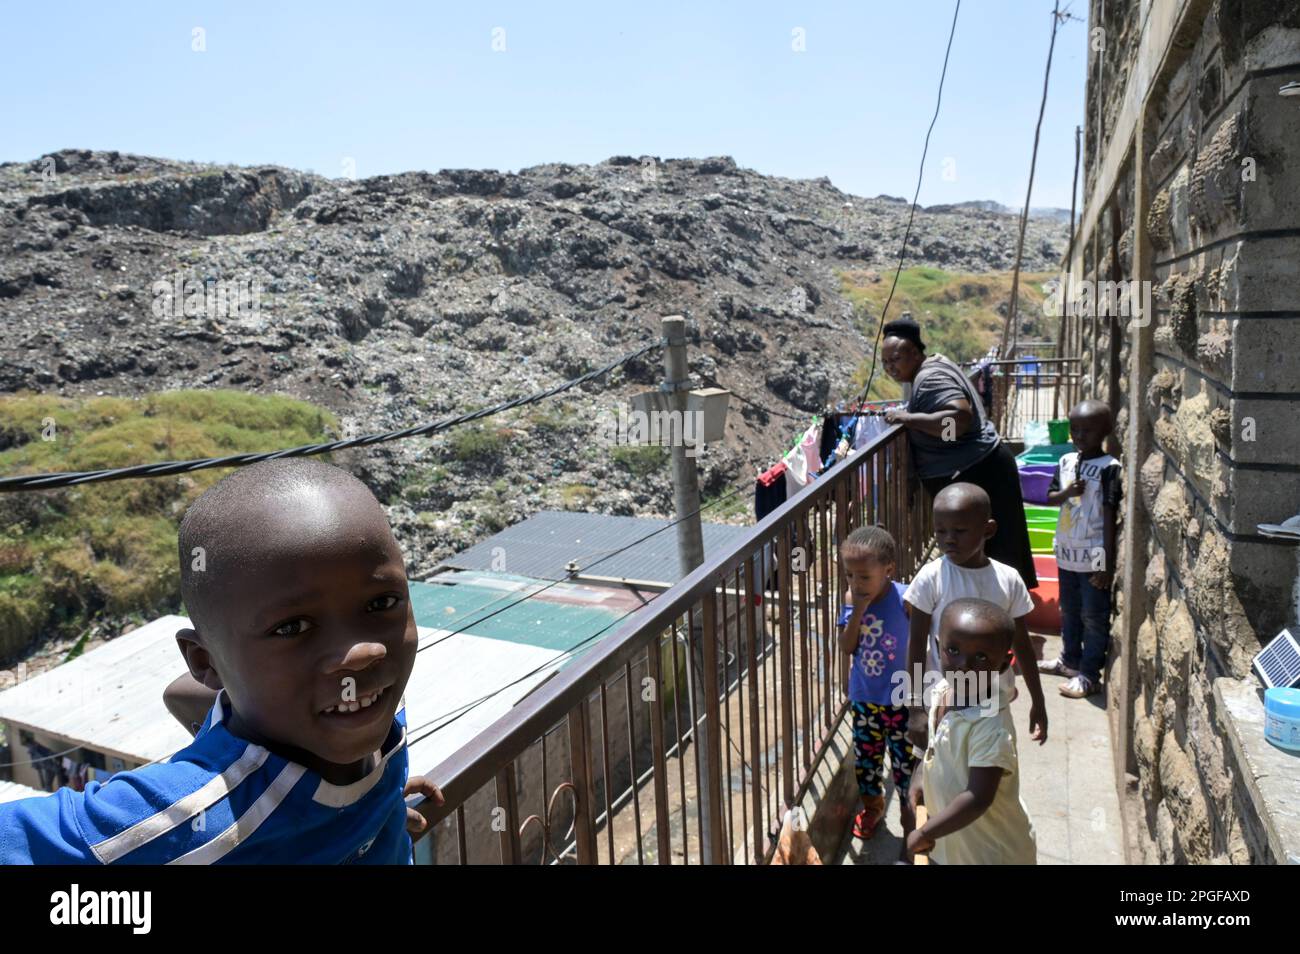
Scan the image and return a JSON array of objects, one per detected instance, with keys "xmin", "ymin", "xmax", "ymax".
[
  {"xmin": 901, "ymin": 483, "xmax": 1048, "ymax": 750},
  {"xmin": 1038, "ymin": 399, "xmax": 1121, "ymax": 699},
  {"xmin": 907, "ymin": 599, "xmax": 1037, "ymax": 865}
]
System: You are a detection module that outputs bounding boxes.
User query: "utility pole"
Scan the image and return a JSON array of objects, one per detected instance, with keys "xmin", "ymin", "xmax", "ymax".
[
  {"xmin": 660, "ymin": 315, "xmax": 717, "ymax": 863},
  {"xmin": 1056, "ymin": 124, "xmax": 1082, "ymax": 417},
  {"xmin": 1001, "ymin": 0, "xmax": 1065, "ymax": 361},
  {"xmin": 662, "ymin": 316, "xmax": 705, "ymax": 574}
]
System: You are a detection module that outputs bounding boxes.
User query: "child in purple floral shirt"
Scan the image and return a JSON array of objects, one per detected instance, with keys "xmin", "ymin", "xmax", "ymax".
[{"xmin": 836, "ymin": 526, "xmax": 916, "ymax": 851}]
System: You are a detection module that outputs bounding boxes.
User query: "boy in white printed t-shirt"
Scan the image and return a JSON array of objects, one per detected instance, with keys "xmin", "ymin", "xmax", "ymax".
[
  {"xmin": 1037, "ymin": 400, "xmax": 1121, "ymax": 699},
  {"xmin": 901, "ymin": 483, "xmax": 1048, "ymax": 750}
]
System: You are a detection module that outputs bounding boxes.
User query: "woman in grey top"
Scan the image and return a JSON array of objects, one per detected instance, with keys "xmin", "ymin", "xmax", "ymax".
[{"xmin": 881, "ymin": 318, "xmax": 1038, "ymax": 588}]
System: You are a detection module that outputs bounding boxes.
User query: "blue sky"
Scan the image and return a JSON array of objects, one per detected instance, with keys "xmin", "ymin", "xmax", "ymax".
[{"xmin": 2, "ymin": 1, "xmax": 1088, "ymax": 209}]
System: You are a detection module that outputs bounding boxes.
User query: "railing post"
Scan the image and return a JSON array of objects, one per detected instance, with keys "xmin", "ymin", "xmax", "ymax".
[
  {"xmin": 567, "ymin": 699, "xmax": 598, "ymax": 864},
  {"xmin": 495, "ymin": 762, "xmax": 522, "ymax": 864},
  {"xmin": 700, "ymin": 590, "xmax": 727, "ymax": 864},
  {"xmin": 646, "ymin": 634, "xmax": 673, "ymax": 864},
  {"xmin": 743, "ymin": 558, "xmax": 765, "ymax": 862},
  {"xmin": 776, "ymin": 520, "xmax": 796, "ymax": 810}
]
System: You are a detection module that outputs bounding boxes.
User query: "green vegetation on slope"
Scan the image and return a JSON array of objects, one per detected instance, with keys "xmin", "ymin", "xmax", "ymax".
[
  {"xmin": 0, "ymin": 390, "xmax": 338, "ymax": 663},
  {"xmin": 839, "ymin": 267, "xmax": 1056, "ymax": 400}
]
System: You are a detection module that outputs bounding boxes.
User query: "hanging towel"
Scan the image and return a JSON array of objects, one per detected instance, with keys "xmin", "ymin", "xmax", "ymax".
[
  {"xmin": 783, "ymin": 422, "xmax": 822, "ymax": 492},
  {"xmin": 757, "ymin": 460, "xmax": 787, "ymax": 488}
]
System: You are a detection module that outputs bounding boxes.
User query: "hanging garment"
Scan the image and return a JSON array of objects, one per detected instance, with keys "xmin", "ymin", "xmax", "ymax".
[
  {"xmin": 754, "ymin": 462, "xmax": 789, "ymax": 521},
  {"xmin": 28, "ymin": 744, "xmax": 56, "ymax": 791},
  {"xmin": 818, "ymin": 415, "xmax": 844, "ymax": 469},
  {"xmin": 820, "ymin": 415, "xmax": 861, "ymax": 473},
  {"xmin": 851, "ymin": 414, "xmax": 892, "ymax": 453},
  {"xmin": 783, "ymin": 422, "xmax": 822, "ymax": 493}
]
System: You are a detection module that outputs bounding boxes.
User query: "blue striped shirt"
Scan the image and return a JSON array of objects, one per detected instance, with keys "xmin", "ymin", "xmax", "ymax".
[{"xmin": 0, "ymin": 691, "xmax": 411, "ymax": 864}]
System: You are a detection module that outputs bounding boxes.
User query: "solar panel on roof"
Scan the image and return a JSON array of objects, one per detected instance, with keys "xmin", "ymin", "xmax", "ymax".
[{"xmin": 1253, "ymin": 628, "xmax": 1300, "ymax": 689}]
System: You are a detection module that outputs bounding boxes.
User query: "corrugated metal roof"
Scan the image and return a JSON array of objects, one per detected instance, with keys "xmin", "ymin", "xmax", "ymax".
[
  {"xmin": 0, "ymin": 616, "xmax": 196, "ymax": 763},
  {"xmin": 0, "ymin": 573, "xmax": 651, "ymax": 774},
  {"xmin": 0, "ymin": 779, "xmax": 45, "ymax": 804},
  {"xmin": 403, "ymin": 571, "xmax": 654, "ymax": 772},
  {"xmin": 408, "ymin": 571, "xmax": 645, "ymax": 651},
  {"xmin": 441, "ymin": 510, "xmax": 752, "ymax": 585}
]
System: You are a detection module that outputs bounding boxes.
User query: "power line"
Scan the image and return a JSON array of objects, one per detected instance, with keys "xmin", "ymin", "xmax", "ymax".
[
  {"xmin": 1000, "ymin": 0, "xmax": 1069, "ymax": 360},
  {"xmin": 409, "ymin": 475, "xmax": 755, "ymax": 661},
  {"xmin": 0, "ymin": 339, "xmax": 663, "ymax": 492},
  {"xmin": 0, "ymin": 741, "xmax": 85, "ymax": 770},
  {"xmin": 720, "ymin": 387, "xmax": 808, "ymax": 423},
  {"xmin": 855, "ymin": 0, "xmax": 962, "ymax": 405},
  {"xmin": 402, "ymin": 474, "xmax": 760, "ymax": 740}
]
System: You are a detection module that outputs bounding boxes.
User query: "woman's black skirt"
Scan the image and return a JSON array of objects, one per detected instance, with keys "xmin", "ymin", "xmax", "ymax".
[{"xmin": 920, "ymin": 443, "xmax": 1040, "ymax": 590}]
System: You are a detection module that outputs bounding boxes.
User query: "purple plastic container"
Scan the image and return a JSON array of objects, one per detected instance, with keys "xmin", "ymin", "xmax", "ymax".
[{"xmin": 1019, "ymin": 464, "xmax": 1057, "ymax": 505}]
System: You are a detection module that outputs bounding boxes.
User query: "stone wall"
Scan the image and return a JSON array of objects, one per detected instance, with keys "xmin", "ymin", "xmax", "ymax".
[{"xmin": 1080, "ymin": 0, "xmax": 1300, "ymax": 864}]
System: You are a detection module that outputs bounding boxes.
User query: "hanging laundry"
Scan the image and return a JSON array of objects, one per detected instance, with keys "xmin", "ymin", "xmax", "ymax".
[
  {"xmin": 783, "ymin": 422, "xmax": 822, "ymax": 493},
  {"xmin": 818, "ymin": 415, "xmax": 844, "ymax": 468},
  {"xmin": 818, "ymin": 414, "xmax": 862, "ymax": 473},
  {"xmin": 27, "ymin": 743, "xmax": 56, "ymax": 791},
  {"xmin": 753, "ymin": 464, "xmax": 790, "ymax": 596},
  {"xmin": 754, "ymin": 461, "xmax": 788, "ymax": 521},
  {"xmin": 852, "ymin": 413, "xmax": 893, "ymax": 452}
]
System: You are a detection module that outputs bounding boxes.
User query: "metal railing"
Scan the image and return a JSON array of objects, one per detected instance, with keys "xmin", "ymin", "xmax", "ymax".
[
  {"xmin": 981, "ymin": 357, "xmax": 1081, "ymax": 444},
  {"xmin": 412, "ymin": 423, "xmax": 931, "ymax": 864}
]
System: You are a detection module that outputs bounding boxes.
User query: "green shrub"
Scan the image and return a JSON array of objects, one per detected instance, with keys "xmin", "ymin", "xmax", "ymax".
[
  {"xmin": 611, "ymin": 444, "xmax": 667, "ymax": 478},
  {"xmin": 0, "ymin": 390, "xmax": 338, "ymax": 663},
  {"xmin": 447, "ymin": 425, "xmax": 507, "ymax": 463},
  {"xmin": 840, "ymin": 267, "xmax": 1056, "ymax": 399},
  {"xmin": 560, "ymin": 484, "xmax": 598, "ymax": 510}
]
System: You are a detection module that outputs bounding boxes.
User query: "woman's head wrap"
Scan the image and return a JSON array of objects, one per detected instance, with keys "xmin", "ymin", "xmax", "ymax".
[{"xmin": 881, "ymin": 316, "xmax": 926, "ymax": 352}]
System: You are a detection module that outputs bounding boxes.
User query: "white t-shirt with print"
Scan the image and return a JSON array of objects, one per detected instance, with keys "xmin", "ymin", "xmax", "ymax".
[
  {"xmin": 903, "ymin": 556, "xmax": 1035, "ymax": 698},
  {"xmin": 1051, "ymin": 451, "xmax": 1122, "ymax": 572}
]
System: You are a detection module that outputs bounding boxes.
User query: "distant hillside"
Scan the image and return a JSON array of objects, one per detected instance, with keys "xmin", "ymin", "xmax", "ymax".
[
  {"xmin": 925, "ymin": 199, "xmax": 1075, "ymax": 224},
  {"xmin": 0, "ymin": 148, "xmax": 1069, "ymax": 658},
  {"xmin": 840, "ymin": 266, "xmax": 1056, "ymax": 400}
]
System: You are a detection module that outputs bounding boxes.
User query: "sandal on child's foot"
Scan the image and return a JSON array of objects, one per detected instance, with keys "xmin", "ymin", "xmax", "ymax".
[{"xmin": 853, "ymin": 808, "xmax": 884, "ymax": 840}]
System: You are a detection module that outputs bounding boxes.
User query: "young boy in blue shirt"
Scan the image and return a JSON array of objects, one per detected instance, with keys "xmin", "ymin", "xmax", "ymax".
[
  {"xmin": 0, "ymin": 459, "xmax": 441, "ymax": 864},
  {"xmin": 836, "ymin": 525, "xmax": 916, "ymax": 852}
]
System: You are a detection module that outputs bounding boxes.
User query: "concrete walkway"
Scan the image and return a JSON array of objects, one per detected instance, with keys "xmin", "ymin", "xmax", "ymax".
[{"xmin": 837, "ymin": 634, "xmax": 1124, "ymax": 864}]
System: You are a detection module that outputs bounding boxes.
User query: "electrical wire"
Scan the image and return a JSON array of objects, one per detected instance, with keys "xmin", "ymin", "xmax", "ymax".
[
  {"xmin": 0, "ymin": 339, "xmax": 663, "ymax": 492},
  {"xmin": 408, "ymin": 475, "xmax": 755, "ymax": 661},
  {"xmin": 854, "ymin": 0, "xmax": 962, "ymax": 405}
]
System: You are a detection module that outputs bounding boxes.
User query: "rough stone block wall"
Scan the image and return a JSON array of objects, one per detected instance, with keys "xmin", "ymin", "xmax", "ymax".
[{"xmin": 1088, "ymin": 0, "xmax": 1300, "ymax": 863}]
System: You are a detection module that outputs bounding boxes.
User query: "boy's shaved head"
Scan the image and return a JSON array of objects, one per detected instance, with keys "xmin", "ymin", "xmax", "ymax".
[
  {"xmin": 933, "ymin": 482, "xmax": 991, "ymax": 521},
  {"xmin": 940, "ymin": 598, "xmax": 1015, "ymax": 652},
  {"xmin": 178, "ymin": 458, "xmax": 385, "ymax": 639},
  {"xmin": 1069, "ymin": 399, "xmax": 1111, "ymax": 424}
]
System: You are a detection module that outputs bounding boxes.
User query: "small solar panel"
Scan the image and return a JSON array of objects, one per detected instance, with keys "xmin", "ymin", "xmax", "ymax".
[{"xmin": 1253, "ymin": 627, "xmax": 1300, "ymax": 689}]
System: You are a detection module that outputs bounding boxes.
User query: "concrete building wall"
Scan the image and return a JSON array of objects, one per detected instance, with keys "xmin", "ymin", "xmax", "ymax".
[{"xmin": 1075, "ymin": 0, "xmax": 1300, "ymax": 864}]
